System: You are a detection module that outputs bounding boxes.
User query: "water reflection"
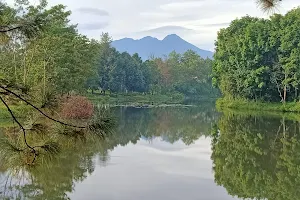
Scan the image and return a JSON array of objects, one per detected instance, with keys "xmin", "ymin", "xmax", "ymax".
[
  {"xmin": 4, "ymin": 104, "xmax": 300, "ymax": 200},
  {"xmin": 0, "ymin": 104, "xmax": 219, "ymax": 200},
  {"xmin": 212, "ymin": 111, "xmax": 300, "ymax": 200}
]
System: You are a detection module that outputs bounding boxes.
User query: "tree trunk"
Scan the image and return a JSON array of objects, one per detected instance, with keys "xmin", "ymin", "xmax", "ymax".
[
  {"xmin": 282, "ymin": 117, "xmax": 286, "ymax": 138},
  {"xmin": 23, "ymin": 50, "xmax": 27, "ymax": 85},
  {"xmin": 43, "ymin": 60, "xmax": 46, "ymax": 103},
  {"xmin": 13, "ymin": 37, "xmax": 17, "ymax": 81},
  {"xmin": 283, "ymin": 85, "xmax": 287, "ymax": 103}
]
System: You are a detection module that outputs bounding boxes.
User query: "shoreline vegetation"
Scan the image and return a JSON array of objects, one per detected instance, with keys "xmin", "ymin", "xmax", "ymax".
[
  {"xmin": 216, "ymin": 98, "xmax": 300, "ymax": 113},
  {"xmin": 0, "ymin": 93, "xmax": 216, "ymax": 119},
  {"xmin": 87, "ymin": 92, "xmax": 217, "ymax": 106},
  {"xmin": 87, "ymin": 92, "xmax": 185, "ymax": 106},
  {"xmin": 217, "ymin": 106, "xmax": 300, "ymax": 123}
]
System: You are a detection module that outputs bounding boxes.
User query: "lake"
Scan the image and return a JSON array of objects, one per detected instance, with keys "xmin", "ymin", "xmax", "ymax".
[{"xmin": 0, "ymin": 103, "xmax": 299, "ymax": 200}]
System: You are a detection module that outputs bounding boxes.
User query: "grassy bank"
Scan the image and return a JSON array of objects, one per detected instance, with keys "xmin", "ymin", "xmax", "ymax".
[
  {"xmin": 0, "ymin": 104, "xmax": 32, "ymax": 119},
  {"xmin": 216, "ymin": 98, "xmax": 300, "ymax": 113},
  {"xmin": 87, "ymin": 93, "xmax": 186, "ymax": 106},
  {"xmin": 219, "ymin": 106, "xmax": 300, "ymax": 122}
]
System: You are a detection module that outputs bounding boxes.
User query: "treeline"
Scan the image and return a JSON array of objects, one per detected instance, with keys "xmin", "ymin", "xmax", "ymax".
[
  {"xmin": 213, "ymin": 8, "xmax": 300, "ymax": 103},
  {"xmin": 89, "ymin": 34, "xmax": 218, "ymax": 97}
]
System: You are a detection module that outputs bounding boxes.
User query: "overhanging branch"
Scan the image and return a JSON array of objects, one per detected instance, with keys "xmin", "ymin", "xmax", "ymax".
[
  {"xmin": 0, "ymin": 26, "xmax": 22, "ymax": 33},
  {"xmin": 0, "ymin": 95, "xmax": 37, "ymax": 164},
  {"xmin": 0, "ymin": 85, "xmax": 86, "ymax": 129}
]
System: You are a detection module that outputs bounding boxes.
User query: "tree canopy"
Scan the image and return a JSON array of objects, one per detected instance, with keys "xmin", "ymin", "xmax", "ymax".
[
  {"xmin": 213, "ymin": 7, "xmax": 300, "ymax": 103},
  {"xmin": 0, "ymin": 0, "xmax": 102, "ymax": 106}
]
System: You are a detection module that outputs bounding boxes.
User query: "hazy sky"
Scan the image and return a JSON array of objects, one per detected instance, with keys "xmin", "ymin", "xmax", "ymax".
[{"xmin": 6, "ymin": 0, "xmax": 300, "ymax": 50}]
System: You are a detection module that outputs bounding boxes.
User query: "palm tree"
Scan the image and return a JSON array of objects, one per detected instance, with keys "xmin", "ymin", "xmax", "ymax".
[{"xmin": 256, "ymin": 0, "xmax": 282, "ymax": 13}]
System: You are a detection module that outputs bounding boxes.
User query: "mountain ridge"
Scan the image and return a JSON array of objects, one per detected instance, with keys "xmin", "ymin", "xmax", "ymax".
[{"xmin": 111, "ymin": 34, "xmax": 213, "ymax": 60}]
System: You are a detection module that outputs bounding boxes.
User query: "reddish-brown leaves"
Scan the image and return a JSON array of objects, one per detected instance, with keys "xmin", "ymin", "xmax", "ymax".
[{"xmin": 60, "ymin": 95, "xmax": 94, "ymax": 119}]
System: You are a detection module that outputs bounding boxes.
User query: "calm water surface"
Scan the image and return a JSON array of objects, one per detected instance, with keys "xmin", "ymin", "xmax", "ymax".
[{"xmin": 1, "ymin": 103, "xmax": 299, "ymax": 200}]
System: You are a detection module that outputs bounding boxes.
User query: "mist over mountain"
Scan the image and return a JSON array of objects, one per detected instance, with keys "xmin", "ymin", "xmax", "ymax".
[{"xmin": 112, "ymin": 34, "xmax": 213, "ymax": 60}]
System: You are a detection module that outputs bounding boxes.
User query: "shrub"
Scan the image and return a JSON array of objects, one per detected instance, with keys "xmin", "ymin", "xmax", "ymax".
[{"xmin": 60, "ymin": 95, "xmax": 94, "ymax": 119}]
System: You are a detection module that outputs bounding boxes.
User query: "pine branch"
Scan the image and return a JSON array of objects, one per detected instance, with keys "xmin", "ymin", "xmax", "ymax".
[
  {"xmin": 0, "ymin": 25, "xmax": 22, "ymax": 33},
  {"xmin": 0, "ymin": 85, "xmax": 86, "ymax": 129},
  {"xmin": 0, "ymin": 95, "xmax": 37, "ymax": 164}
]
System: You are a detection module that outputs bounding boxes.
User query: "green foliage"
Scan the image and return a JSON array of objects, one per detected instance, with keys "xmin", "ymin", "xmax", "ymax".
[
  {"xmin": 0, "ymin": 104, "xmax": 32, "ymax": 119},
  {"xmin": 216, "ymin": 98, "xmax": 300, "ymax": 113},
  {"xmin": 213, "ymin": 8, "xmax": 300, "ymax": 103},
  {"xmin": 1, "ymin": 0, "xmax": 102, "ymax": 106}
]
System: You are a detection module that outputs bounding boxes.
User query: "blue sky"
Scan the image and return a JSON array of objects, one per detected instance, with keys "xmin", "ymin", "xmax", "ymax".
[{"xmin": 6, "ymin": 0, "xmax": 300, "ymax": 51}]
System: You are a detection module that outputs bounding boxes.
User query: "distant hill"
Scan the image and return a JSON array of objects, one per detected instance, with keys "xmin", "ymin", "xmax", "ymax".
[{"xmin": 111, "ymin": 34, "xmax": 213, "ymax": 60}]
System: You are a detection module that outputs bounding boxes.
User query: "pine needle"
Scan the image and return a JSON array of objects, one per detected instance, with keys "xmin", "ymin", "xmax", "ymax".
[
  {"xmin": 256, "ymin": 0, "xmax": 282, "ymax": 13},
  {"xmin": 40, "ymin": 141, "xmax": 60, "ymax": 155}
]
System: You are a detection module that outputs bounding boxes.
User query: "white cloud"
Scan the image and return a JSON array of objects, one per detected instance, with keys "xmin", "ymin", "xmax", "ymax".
[
  {"xmin": 159, "ymin": 1, "xmax": 206, "ymax": 11},
  {"xmin": 4, "ymin": 0, "xmax": 300, "ymax": 50}
]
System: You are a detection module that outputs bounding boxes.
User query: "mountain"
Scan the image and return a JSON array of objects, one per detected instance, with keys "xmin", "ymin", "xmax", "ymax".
[{"xmin": 111, "ymin": 34, "xmax": 213, "ymax": 60}]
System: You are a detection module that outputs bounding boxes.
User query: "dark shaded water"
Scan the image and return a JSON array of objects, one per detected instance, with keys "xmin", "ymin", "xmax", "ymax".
[{"xmin": 1, "ymin": 103, "xmax": 300, "ymax": 200}]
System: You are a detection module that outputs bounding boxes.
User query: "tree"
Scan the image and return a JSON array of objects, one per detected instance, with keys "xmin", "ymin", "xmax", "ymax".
[{"xmin": 98, "ymin": 32, "xmax": 115, "ymax": 94}]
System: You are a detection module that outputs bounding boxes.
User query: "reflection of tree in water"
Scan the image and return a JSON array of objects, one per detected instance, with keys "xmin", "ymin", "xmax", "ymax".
[
  {"xmin": 0, "ymin": 133, "xmax": 109, "ymax": 200},
  {"xmin": 113, "ymin": 104, "xmax": 218, "ymax": 146},
  {"xmin": 0, "ymin": 105, "xmax": 218, "ymax": 199},
  {"xmin": 211, "ymin": 112, "xmax": 300, "ymax": 200}
]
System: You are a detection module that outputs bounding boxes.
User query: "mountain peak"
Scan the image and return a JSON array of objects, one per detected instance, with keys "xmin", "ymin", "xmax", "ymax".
[
  {"xmin": 141, "ymin": 36, "xmax": 154, "ymax": 39},
  {"xmin": 111, "ymin": 34, "xmax": 213, "ymax": 60},
  {"xmin": 163, "ymin": 34, "xmax": 181, "ymax": 40},
  {"xmin": 140, "ymin": 36, "xmax": 158, "ymax": 41}
]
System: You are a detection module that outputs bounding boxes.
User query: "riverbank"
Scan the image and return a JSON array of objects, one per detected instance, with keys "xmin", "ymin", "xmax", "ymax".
[
  {"xmin": 0, "ymin": 93, "xmax": 214, "ymax": 121},
  {"xmin": 87, "ymin": 93, "xmax": 219, "ymax": 106},
  {"xmin": 0, "ymin": 94, "xmax": 185, "ymax": 120},
  {"xmin": 216, "ymin": 98, "xmax": 300, "ymax": 113},
  {"xmin": 87, "ymin": 93, "xmax": 186, "ymax": 106}
]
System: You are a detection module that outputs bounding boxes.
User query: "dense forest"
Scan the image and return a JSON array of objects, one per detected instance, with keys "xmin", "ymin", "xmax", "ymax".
[
  {"xmin": 213, "ymin": 7, "xmax": 300, "ymax": 103},
  {"xmin": 0, "ymin": 0, "xmax": 217, "ymax": 109}
]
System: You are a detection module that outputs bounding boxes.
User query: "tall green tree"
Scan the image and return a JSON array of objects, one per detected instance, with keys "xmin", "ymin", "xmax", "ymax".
[{"xmin": 98, "ymin": 32, "xmax": 115, "ymax": 94}]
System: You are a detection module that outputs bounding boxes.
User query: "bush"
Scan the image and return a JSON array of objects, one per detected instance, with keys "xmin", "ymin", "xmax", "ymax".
[{"xmin": 60, "ymin": 95, "xmax": 94, "ymax": 119}]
